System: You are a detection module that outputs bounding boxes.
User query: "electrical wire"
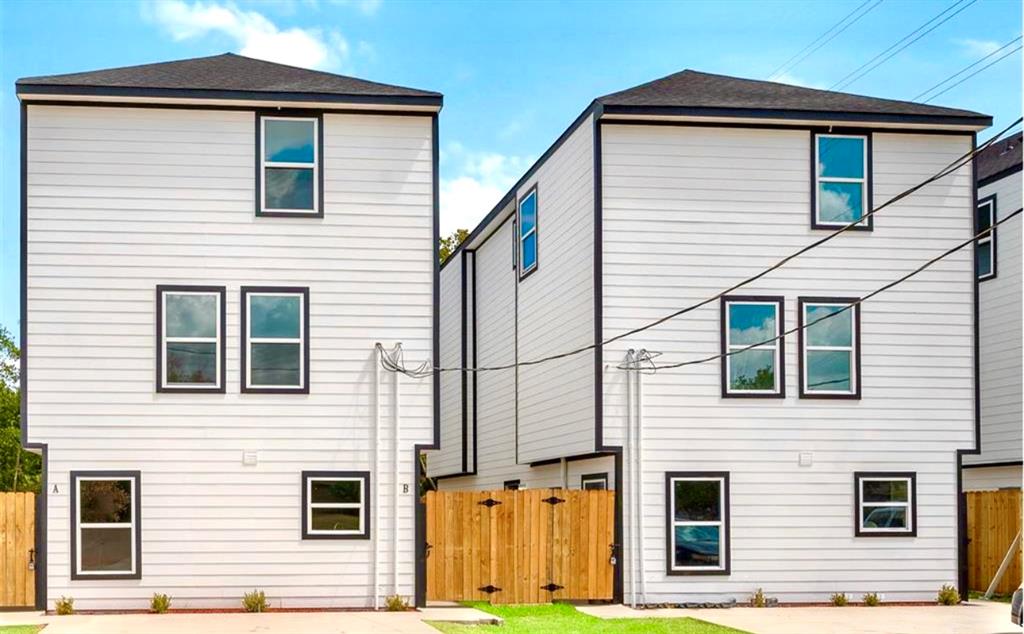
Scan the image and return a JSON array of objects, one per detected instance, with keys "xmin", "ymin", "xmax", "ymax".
[
  {"xmin": 921, "ymin": 45, "xmax": 1023, "ymax": 104},
  {"xmin": 767, "ymin": 0, "xmax": 884, "ymax": 81},
  {"xmin": 913, "ymin": 36, "xmax": 1023, "ymax": 102}
]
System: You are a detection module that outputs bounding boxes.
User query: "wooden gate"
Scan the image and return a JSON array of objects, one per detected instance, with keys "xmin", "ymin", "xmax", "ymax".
[
  {"xmin": 0, "ymin": 492, "xmax": 36, "ymax": 608},
  {"xmin": 425, "ymin": 488, "xmax": 615, "ymax": 603},
  {"xmin": 967, "ymin": 489, "xmax": 1022, "ymax": 595}
]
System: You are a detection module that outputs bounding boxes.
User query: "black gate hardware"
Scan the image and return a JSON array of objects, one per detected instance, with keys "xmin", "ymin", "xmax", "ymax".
[
  {"xmin": 541, "ymin": 583, "xmax": 563, "ymax": 592},
  {"xmin": 425, "ymin": 543, "xmax": 432, "ymax": 558},
  {"xmin": 478, "ymin": 498, "xmax": 502, "ymax": 507},
  {"xmin": 542, "ymin": 496, "xmax": 565, "ymax": 505},
  {"xmin": 478, "ymin": 585, "xmax": 502, "ymax": 594}
]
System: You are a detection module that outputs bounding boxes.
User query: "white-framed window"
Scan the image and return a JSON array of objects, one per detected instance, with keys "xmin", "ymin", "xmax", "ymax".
[
  {"xmin": 977, "ymin": 195, "xmax": 996, "ymax": 280},
  {"xmin": 667, "ymin": 473, "xmax": 729, "ymax": 574},
  {"xmin": 721, "ymin": 297, "xmax": 784, "ymax": 397},
  {"xmin": 799, "ymin": 298, "xmax": 859, "ymax": 398},
  {"xmin": 259, "ymin": 115, "xmax": 320, "ymax": 215},
  {"xmin": 855, "ymin": 473, "xmax": 916, "ymax": 536},
  {"xmin": 157, "ymin": 286, "xmax": 224, "ymax": 392},
  {"xmin": 518, "ymin": 188, "xmax": 538, "ymax": 277},
  {"xmin": 71, "ymin": 471, "xmax": 140, "ymax": 579},
  {"xmin": 302, "ymin": 472, "xmax": 369, "ymax": 539},
  {"xmin": 814, "ymin": 133, "xmax": 870, "ymax": 228},
  {"xmin": 581, "ymin": 473, "xmax": 608, "ymax": 490},
  {"xmin": 241, "ymin": 287, "xmax": 309, "ymax": 393}
]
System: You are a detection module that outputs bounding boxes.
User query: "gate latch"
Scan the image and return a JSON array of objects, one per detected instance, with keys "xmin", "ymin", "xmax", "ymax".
[
  {"xmin": 478, "ymin": 498, "xmax": 502, "ymax": 507},
  {"xmin": 478, "ymin": 585, "xmax": 502, "ymax": 594},
  {"xmin": 28, "ymin": 548, "xmax": 35, "ymax": 571},
  {"xmin": 542, "ymin": 496, "xmax": 565, "ymax": 505}
]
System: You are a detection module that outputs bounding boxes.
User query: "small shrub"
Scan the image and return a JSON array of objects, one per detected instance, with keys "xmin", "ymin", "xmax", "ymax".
[
  {"xmin": 385, "ymin": 594, "xmax": 410, "ymax": 612},
  {"xmin": 937, "ymin": 584, "xmax": 960, "ymax": 605},
  {"xmin": 863, "ymin": 592, "xmax": 881, "ymax": 606},
  {"xmin": 750, "ymin": 588, "xmax": 768, "ymax": 608},
  {"xmin": 829, "ymin": 592, "xmax": 848, "ymax": 606},
  {"xmin": 242, "ymin": 589, "xmax": 268, "ymax": 613},
  {"xmin": 151, "ymin": 593, "xmax": 171, "ymax": 613},
  {"xmin": 55, "ymin": 596, "xmax": 74, "ymax": 615}
]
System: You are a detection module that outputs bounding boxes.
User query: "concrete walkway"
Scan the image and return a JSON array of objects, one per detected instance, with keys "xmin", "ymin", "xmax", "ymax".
[
  {"xmin": 578, "ymin": 601, "xmax": 1021, "ymax": 634},
  {"xmin": 0, "ymin": 606, "xmax": 500, "ymax": 634}
]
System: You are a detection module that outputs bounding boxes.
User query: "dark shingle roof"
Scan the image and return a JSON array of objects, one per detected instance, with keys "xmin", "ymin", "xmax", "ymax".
[
  {"xmin": 976, "ymin": 132, "xmax": 1022, "ymax": 185},
  {"xmin": 598, "ymin": 70, "xmax": 989, "ymax": 126},
  {"xmin": 17, "ymin": 53, "xmax": 441, "ymax": 107}
]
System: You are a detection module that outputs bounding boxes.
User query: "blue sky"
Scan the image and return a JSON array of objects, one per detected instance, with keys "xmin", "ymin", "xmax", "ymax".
[{"xmin": 1, "ymin": 0, "xmax": 1021, "ymax": 337}]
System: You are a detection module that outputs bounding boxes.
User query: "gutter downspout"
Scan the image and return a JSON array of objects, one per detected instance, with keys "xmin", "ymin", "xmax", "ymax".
[
  {"xmin": 393, "ymin": 365, "xmax": 401, "ymax": 598},
  {"xmin": 373, "ymin": 344, "xmax": 381, "ymax": 610},
  {"xmin": 623, "ymin": 349, "xmax": 635, "ymax": 608},
  {"xmin": 636, "ymin": 350, "xmax": 647, "ymax": 606},
  {"xmin": 561, "ymin": 458, "xmax": 568, "ymax": 489}
]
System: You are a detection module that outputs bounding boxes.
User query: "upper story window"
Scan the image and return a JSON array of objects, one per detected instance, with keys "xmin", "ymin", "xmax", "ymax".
[
  {"xmin": 799, "ymin": 298, "xmax": 861, "ymax": 399},
  {"xmin": 814, "ymin": 133, "xmax": 871, "ymax": 230},
  {"xmin": 666, "ymin": 472, "xmax": 730, "ymax": 574},
  {"xmin": 518, "ymin": 187, "xmax": 538, "ymax": 278},
  {"xmin": 721, "ymin": 297, "xmax": 785, "ymax": 397},
  {"xmin": 977, "ymin": 195, "xmax": 996, "ymax": 280},
  {"xmin": 301, "ymin": 471, "xmax": 369, "ymax": 539},
  {"xmin": 71, "ymin": 471, "xmax": 141, "ymax": 580},
  {"xmin": 241, "ymin": 287, "xmax": 310, "ymax": 393},
  {"xmin": 855, "ymin": 472, "xmax": 916, "ymax": 537},
  {"xmin": 259, "ymin": 115, "xmax": 322, "ymax": 217},
  {"xmin": 157, "ymin": 285, "xmax": 225, "ymax": 393}
]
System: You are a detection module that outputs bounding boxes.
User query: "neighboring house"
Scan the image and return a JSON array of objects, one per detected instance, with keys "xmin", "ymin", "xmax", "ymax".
[
  {"xmin": 17, "ymin": 53, "xmax": 440, "ymax": 611},
  {"xmin": 429, "ymin": 70, "xmax": 992, "ymax": 603},
  {"xmin": 963, "ymin": 132, "xmax": 1022, "ymax": 491}
]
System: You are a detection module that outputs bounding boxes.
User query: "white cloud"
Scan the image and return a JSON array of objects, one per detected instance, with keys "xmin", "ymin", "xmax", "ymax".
[
  {"xmin": 146, "ymin": 0, "xmax": 349, "ymax": 70},
  {"xmin": 328, "ymin": 0, "xmax": 382, "ymax": 16},
  {"xmin": 956, "ymin": 38, "xmax": 1002, "ymax": 57},
  {"xmin": 440, "ymin": 143, "xmax": 534, "ymax": 236},
  {"xmin": 772, "ymin": 72, "xmax": 828, "ymax": 90}
]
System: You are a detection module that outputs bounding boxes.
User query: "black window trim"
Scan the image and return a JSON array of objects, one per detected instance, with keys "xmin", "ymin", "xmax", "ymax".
[
  {"xmin": 665, "ymin": 471, "xmax": 731, "ymax": 576},
  {"xmin": 854, "ymin": 471, "xmax": 917, "ymax": 537},
  {"xmin": 580, "ymin": 472, "xmax": 609, "ymax": 490},
  {"xmin": 516, "ymin": 185, "xmax": 539, "ymax": 280},
  {"xmin": 977, "ymin": 194, "xmax": 997, "ymax": 281},
  {"xmin": 301, "ymin": 470, "xmax": 371, "ymax": 540},
  {"xmin": 810, "ymin": 130, "xmax": 874, "ymax": 231},
  {"xmin": 503, "ymin": 479, "xmax": 521, "ymax": 491},
  {"xmin": 720, "ymin": 295, "xmax": 786, "ymax": 399},
  {"xmin": 70, "ymin": 470, "xmax": 142, "ymax": 581},
  {"xmin": 240, "ymin": 286, "xmax": 311, "ymax": 394},
  {"xmin": 255, "ymin": 110, "xmax": 325, "ymax": 218},
  {"xmin": 797, "ymin": 296, "xmax": 862, "ymax": 400},
  {"xmin": 155, "ymin": 285, "xmax": 227, "ymax": 394}
]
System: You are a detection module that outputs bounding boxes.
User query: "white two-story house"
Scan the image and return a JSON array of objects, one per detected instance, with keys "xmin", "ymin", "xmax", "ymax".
[
  {"xmin": 428, "ymin": 69, "xmax": 993, "ymax": 604},
  {"xmin": 18, "ymin": 53, "xmax": 440, "ymax": 611}
]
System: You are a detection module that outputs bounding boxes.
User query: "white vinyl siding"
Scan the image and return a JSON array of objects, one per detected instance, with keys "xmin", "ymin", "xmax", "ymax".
[
  {"xmin": 425, "ymin": 255, "xmax": 465, "ymax": 477},
  {"xmin": 25, "ymin": 106, "xmax": 435, "ymax": 609},
  {"xmin": 602, "ymin": 124, "xmax": 974, "ymax": 602}
]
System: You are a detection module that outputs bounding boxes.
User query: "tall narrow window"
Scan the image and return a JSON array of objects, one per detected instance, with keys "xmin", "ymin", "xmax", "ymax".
[
  {"xmin": 855, "ymin": 472, "xmax": 916, "ymax": 536},
  {"xmin": 518, "ymin": 187, "xmax": 538, "ymax": 277},
  {"xmin": 71, "ymin": 471, "xmax": 141, "ymax": 580},
  {"xmin": 259, "ymin": 115, "xmax": 322, "ymax": 216},
  {"xmin": 799, "ymin": 298, "xmax": 860, "ymax": 398},
  {"xmin": 977, "ymin": 195, "xmax": 996, "ymax": 280},
  {"xmin": 242, "ymin": 287, "xmax": 310, "ymax": 393},
  {"xmin": 156, "ymin": 285, "xmax": 225, "ymax": 392},
  {"xmin": 666, "ymin": 472, "xmax": 729, "ymax": 574},
  {"xmin": 301, "ymin": 471, "xmax": 369, "ymax": 539},
  {"xmin": 721, "ymin": 297, "xmax": 785, "ymax": 397},
  {"xmin": 814, "ymin": 133, "xmax": 871, "ymax": 229}
]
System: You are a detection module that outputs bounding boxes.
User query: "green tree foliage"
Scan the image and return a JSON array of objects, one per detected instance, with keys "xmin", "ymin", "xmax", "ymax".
[
  {"xmin": 732, "ymin": 367, "xmax": 775, "ymax": 391},
  {"xmin": 438, "ymin": 228, "xmax": 469, "ymax": 264},
  {"xmin": 0, "ymin": 325, "xmax": 41, "ymax": 493}
]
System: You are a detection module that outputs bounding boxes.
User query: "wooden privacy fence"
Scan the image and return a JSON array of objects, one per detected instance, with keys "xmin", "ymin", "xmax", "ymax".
[
  {"xmin": 425, "ymin": 488, "xmax": 615, "ymax": 604},
  {"xmin": 0, "ymin": 492, "xmax": 36, "ymax": 608},
  {"xmin": 967, "ymin": 489, "xmax": 1022, "ymax": 595}
]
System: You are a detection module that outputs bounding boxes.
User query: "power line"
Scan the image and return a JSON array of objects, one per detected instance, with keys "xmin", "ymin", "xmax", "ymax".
[
  {"xmin": 646, "ymin": 207, "xmax": 1022, "ymax": 372},
  {"xmin": 379, "ymin": 118, "xmax": 1021, "ymax": 378},
  {"xmin": 920, "ymin": 44, "xmax": 1023, "ymax": 104},
  {"xmin": 767, "ymin": 0, "xmax": 884, "ymax": 80},
  {"xmin": 830, "ymin": 0, "xmax": 978, "ymax": 91},
  {"xmin": 913, "ymin": 36, "xmax": 1023, "ymax": 102}
]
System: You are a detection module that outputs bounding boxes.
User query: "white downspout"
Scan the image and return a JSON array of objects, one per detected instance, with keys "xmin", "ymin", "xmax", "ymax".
[
  {"xmin": 636, "ymin": 350, "xmax": 647, "ymax": 606},
  {"xmin": 393, "ymin": 365, "xmax": 401, "ymax": 598},
  {"xmin": 623, "ymin": 350, "xmax": 635, "ymax": 608},
  {"xmin": 561, "ymin": 458, "xmax": 568, "ymax": 489},
  {"xmin": 373, "ymin": 345, "xmax": 381, "ymax": 610}
]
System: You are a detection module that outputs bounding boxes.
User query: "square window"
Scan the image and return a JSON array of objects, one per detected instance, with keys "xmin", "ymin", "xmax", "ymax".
[
  {"xmin": 799, "ymin": 298, "xmax": 860, "ymax": 398},
  {"xmin": 259, "ymin": 115, "xmax": 321, "ymax": 216},
  {"xmin": 667, "ymin": 473, "xmax": 729, "ymax": 574},
  {"xmin": 242, "ymin": 287, "xmax": 309, "ymax": 393},
  {"xmin": 814, "ymin": 133, "xmax": 871, "ymax": 229},
  {"xmin": 721, "ymin": 297, "xmax": 785, "ymax": 397},
  {"xmin": 855, "ymin": 473, "xmax": 916, "ymax": 536},
  {"xmin": 302, "ymin": 472, "xmax": 369, "ymax": 539},
  {"xmin": 518, "ymin": 188, "xmax": 538, "ymax": 277},
  {"xmin": 157, "ymin": 286, "xmax": 225, "ymax": 392},
  {"xmin": 72, "ymin": 472, "xmax": 140, "ymax": 579}
]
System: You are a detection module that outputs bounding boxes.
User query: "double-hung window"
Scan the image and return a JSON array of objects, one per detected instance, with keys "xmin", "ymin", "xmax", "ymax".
[
  {"xmin": 721, "ymin": 297, "xmax": 785, "ymax": 397},
  {"xmin": 855, "ymin": 472, "xmax": 916, "ymax": 536},
  {"xmin": 518, "ymin": 187, "xmax": 538, "ymax": 277},
  {"xmin": 799, "ymin": 298, "xmax": 860, "ymax": 398},
  {"xmin": 241, "ymin": 287, "xmax": 310, "ymax": 393},
  {"xmin": 157, "ymin": 285, "xmax": 225, "ymax": 392},
  {"xmin": 814, "ymin": 133, "xmax": 871, "ymax": 229},
  {"xmin": 302, "ymin": 471, "xmax": 369, "ymax": 539},
  {"xmin": 977, "ymin": 195, "xmax": 996, "ymax": 280},
  {"xmin": 259, "ymin": 115, "xmax": 322, "ymax": 216},
  {"xmin": 71, "ymin": 471, "xmax": 141, "ymax": 579},
  {"xmin": 666, "ymin": 472, "xmax": 729, "ymax": 574}
]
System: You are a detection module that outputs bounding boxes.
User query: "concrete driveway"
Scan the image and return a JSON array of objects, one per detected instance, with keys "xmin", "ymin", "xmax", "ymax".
[
  {"xmin": 579, "ymin": 601, "xmax": 1021, "ymax": 634},
  {"xmin": 0, "ymin": 606, "xmax": 499, "ymax": 634}
]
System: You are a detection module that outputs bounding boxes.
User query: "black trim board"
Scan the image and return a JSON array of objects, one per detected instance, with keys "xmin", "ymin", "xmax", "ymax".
[
  {"xmin": 529, "ymin": 451, "xmax": 617, "ymax": 468},
  {"xmin": 797, "ymin": 297, "xmax": 862, "ymax": 400},
  {"xmin": 719, "ymin": 295, "xmax": 786, "ymax": 399},
  {"xmin": 300, "ymin": 471, "xmax": 371, "ymax": 540},
  {"xmin": 664, "ymin": 471, "xmax": 731, "ymax": 576},
  {"xmin": 69, "ymin": 470, "xmax": 142, "ymax": 581},
  {"xmin": 239, "ymin": 286, "xmax": 311, "ymax": 394},
  {"xmin": 255, "ymin": 111, "xmax": 325, "ymax": 218},
  {"xmin": 23, "ymin": 99, "xmax": 438, "ymax": 117},
  {"xmin": 600, "ymin": 118, "xmax": 979, "ymax": 136},
  {"xmin": 853, "ymin": 471, "xmax": 918, "ymax": 538},
  {"xmin": 962, "ymin": 460, "xmax": 1023, "ymax": 470},
  {"xmin": 155, "ymin": 285, "xmax": 227, "ymax": 394},
  {"xmin": 977, "ymin": 162, "xmax": 1022, "ymax": 188},
  {"xmin": 460, "ymin": 250, "xmax": 469, "ymax": 473}
]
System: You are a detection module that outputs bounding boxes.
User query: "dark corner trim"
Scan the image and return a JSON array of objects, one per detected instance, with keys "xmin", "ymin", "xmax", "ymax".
[
  {"xmin": 460, "ymin": 249, "xmax": 469, "ymax": 473},
  {"xmin": 69, "ymin": 470, "xmax": 142, "ymax": 581},
  {"xmin": 719, "ymin": 295, "xmax": 786, "ymax": 399},
  {"xmin": 300, "ymin": 470, "xmax": 371, "ymax": 540},
  {"xmin": 664, "ymin": 471, "xmax": 731, "ymax": 576},
  {"xmin": 810, "ymin": 130, "xmax": 874, "ymax": 231},
  {"xmin": 853, "ymin": 471, "xmax": 918, "ymax": 538},
  {"xmin": 797, "ymin": 296, "xmax": 862, "ymax": 400},
  {"xmin": 239, "ymin": 286, "xmax": 311, "ymax": 394},
  {"xmin": 593, "ymin": 102, "xmax": 605, "ymax": 452},
  {"xmin": 155, "ymin": 285, "xmax": 227, "ymax": 394},
  {"xmin": 255, "ymin": 110, "xmax": 325, "ymax": 218}
]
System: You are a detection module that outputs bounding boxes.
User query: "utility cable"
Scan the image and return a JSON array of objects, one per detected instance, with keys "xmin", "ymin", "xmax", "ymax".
[
  {"xmin": 913, "ymin": 36, "xmax": 1023, "ymax": 102},
  {"xmin": 767, "ymin": 0, "xmax": 884, "ymax": 80},
  {"xmin": 920, "ymin": 44, "xmax": 1023, "ymax": 103}
]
